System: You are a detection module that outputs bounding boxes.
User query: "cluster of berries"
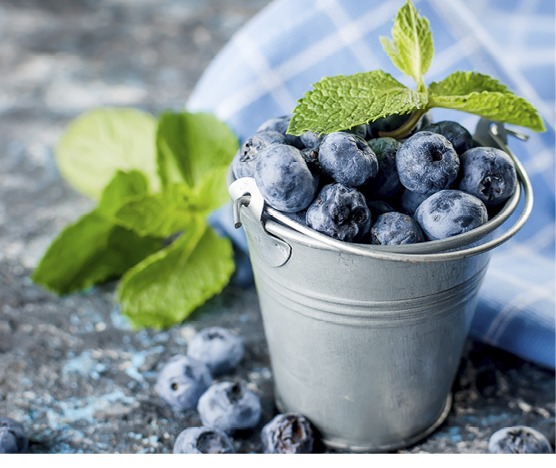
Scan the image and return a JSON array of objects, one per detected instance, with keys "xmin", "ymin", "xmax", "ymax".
[
  {"xmin": 232, "ymin": 114, "xmax": 517, "ymax": 245},
  {"xmin": 155, "ymin": 326, "xmax": 314, "ymax": 454}
]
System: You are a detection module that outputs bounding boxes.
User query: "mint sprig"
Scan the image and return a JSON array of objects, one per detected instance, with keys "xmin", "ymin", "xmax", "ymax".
[
  {"xmin": 288, "ymin": 0, "xmax": 545, "ymax": 137},
  {"xmin": 34, "ymin": 109, "xmax": 239, "ymax": 329}
]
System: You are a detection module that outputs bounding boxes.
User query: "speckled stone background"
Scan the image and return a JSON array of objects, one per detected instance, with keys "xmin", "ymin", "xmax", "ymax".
[{"xmin": 0, "ymin": 0, "xmax": 554, "ymax": 454}]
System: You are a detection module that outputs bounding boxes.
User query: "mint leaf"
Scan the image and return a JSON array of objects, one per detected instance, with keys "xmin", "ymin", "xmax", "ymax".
[
  {"xmin": 156, "ymin": 111, "xmax": 238, "ymax": 188},
  {"xmin": 380, "ymin": 0, "xmax": 433, "ymax": 90},
  {"xmin": 33, "ymin": 171, "xmax": 162, "ymax": 295},
  {"xmin": 428, "ymin": 91, "xmax": 546, "ymax": 132},
  {"xmin": 56, "ymin": 108, "xmax": 160, "ymax": 200},
  {"xmin": 117, "ymin": 220, "xmax": 235, "ymax": 329},
  {"xmin": 190, "ymin": 165, "xmax": 231, "ymax": 216},
  {"xmin": 114, "ymin": 184, "xmax": 194, "ymax": 238},
  {"xmin": 429, "ymin": 71, "xmax": 513, "ymax": 96},
  {"xmin": 288, "ymin": 71, "xmax": 428, "ymax": 135}
]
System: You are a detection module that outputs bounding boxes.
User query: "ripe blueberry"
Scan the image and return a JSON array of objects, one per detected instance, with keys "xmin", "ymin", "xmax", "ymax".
[
  {"xmin": 457, "ymin": 147, "xmax": 517, "ymax": 208},
  {"xmin": 261, "ymin": 413, "xmax": 314, "ymax": 454},
  {"xmin": 256, "ymin": 115, "xmax": 304, "ymax": 149},
  {"xmin": 187, "ymin": 327, "xmax": 244, "ymax": 376},
  {"xmin": 232, "ymin": 131, "xmax": 286, "ymax": 179},
  {"xmin": 488, "ymin": 426, "xmax": 553, "ymax": 454},
  {"xmin": 155, "ymin": 355, "xmax": 212, "ymax": 410},
  {"xmin": 306, "ymin": 183, "xmax": 371, "ymax": 243},
  {"xmin": 414, "ymin": 190, "xmax": 488, "ymax": 241},
  {"xmin": 370, "ymin": 212, "xmax": 424, "ymax": 245},
  {"xmin": 318, "ymin": 132, "xmax": 378, "ymax": 187},
  {"xmin": 173, "ymin": 427, "xmax": 235, "ymax": 454},
  {"xmin": 0, "ymin": 417, "xmax": 28, "ymax": 454},
  {"xmin": 396, "ymin": 131, "xmax": 460, "ymax": 194},
  {"xmin": 398, "ymin": 189, "xmax": 430, "ymax": 216},
  {"xmin": 364, "ymin": 137, "xmax": 402, "ymax": 199},
  {"xmin": 421, "ymin": 120, "xmax": 474, "ymax": 155},
  {"xmin": 197, "ymin": 382, "xmax": 262, "ymax": 434},
  {"xmin": 254, "ymin": 143, "xmax": 318, "ymax": 212}
]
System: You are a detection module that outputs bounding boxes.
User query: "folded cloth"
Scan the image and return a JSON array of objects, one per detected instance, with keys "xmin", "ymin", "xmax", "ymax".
[{"xmin": 191, "ymin": 0, "xmax": 555, "ymax": 369}]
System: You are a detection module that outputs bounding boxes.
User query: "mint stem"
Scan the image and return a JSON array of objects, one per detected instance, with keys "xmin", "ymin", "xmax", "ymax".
[{"xmin": 378, "ymin": 109, "xmax": 426, "ymax": 139}]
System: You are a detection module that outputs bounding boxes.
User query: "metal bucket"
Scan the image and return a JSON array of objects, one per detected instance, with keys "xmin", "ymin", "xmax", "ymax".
[{"xmin": 228, "ymin": 120, "xmax": 533, "ymax": 452}]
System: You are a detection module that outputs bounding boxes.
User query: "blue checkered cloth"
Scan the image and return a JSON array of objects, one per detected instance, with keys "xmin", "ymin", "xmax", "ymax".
[{"xmin": 192, "ymin": 0, "xmax": 555, "ymax": 369}]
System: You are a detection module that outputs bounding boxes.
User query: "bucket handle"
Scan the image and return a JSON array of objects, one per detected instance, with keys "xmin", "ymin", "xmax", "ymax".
[{"xmin": 230, "ymin": 120, "xmax": 533, "ymax": 264}]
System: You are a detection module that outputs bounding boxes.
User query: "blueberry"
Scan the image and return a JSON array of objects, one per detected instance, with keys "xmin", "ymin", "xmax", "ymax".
[
  {"xmin": 231, "ymin": 131, "xmax": 287, "ymax": 179},
  {"xmin": 256, "ymin": 115, "xmax": 304, "ymax": 149},
  {"xmin": 342, "ymin": 124, "xmax": 368, "ymax": 140},
  {"xmin": 187, "ymin": 327, "xmax": 244, "ymax": 376},
  {"xmin": 488, "ymin": 426, "xmax": 553, "ymax": 454},
  {"xmin": 398, "ymin": 189, "xmax": 430, "ymax": 216},
  {"xmin": 300, "ymin": 147, "xmax": 325, "ymax": 176},
  {"xmin": 261, "ymin": 413, "xmax": 314, "ymax": 454},
  {"xmin": 155, "ymin": 355, "xmax": 213, "ymax": 410},
  {"xmin": 365, "ymin": 199, "xmax": 396, "ymax": 218},
  {"xmin": 173, "ymin": 427, "xmax": 235, "ymax": 454},
  {"xmin": 414, "ymin": 190, "xmax": 488, "ymax": 241},
  {"xmin": 371, "ymin": 212, "xmax": 425, "ymax": 245},
  {"xmin": 457, "ymin": 147, "xmax": 517, "ymax": 208},
  {"xmin": 197, "ymin": 382, "xmax": 262, "ymax": 434},
  {"xmin": 364, "ymin": 137, "xmax": 402, "ymax": 199},
  {"xmin": 396, "ymin": 131, "xmax": 460, "ymax": 194},
  {"xmin": 318, "ymin": 132, "xmax": 378, "ymax": 187},
  {"xmin": 0, "ymin": 417, "xmax": 28, "ymax": 454},
  {"xmin": 367, "ymin": 113, "xmax": 411, "ymax": 138},
  {"xmin": 300, "ymin": 131, "xmax": 325, "ymax": 149},
  {"xmin": 254, "ymin": 143, "xmax": 318, "ymax": 212},
  {"xmin": 306, "ymin": 183, "xmax": 371, "ymax": 243},
  {"xmin": 421, "ymin": 120, "xmax": 473, "ymax": 155}
]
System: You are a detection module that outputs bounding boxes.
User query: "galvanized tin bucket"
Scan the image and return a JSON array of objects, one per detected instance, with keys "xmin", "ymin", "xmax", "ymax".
[{"xmin": 228, "ymin": 120, "xmax": 533, "ymax": 452}]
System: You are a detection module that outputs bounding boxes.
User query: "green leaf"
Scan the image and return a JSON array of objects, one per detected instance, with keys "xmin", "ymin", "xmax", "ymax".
[
  {"xmin": 428, "ymin": 71, "xmax": 513, "ymax": 96},
  {"xmin": 288, "ymin": 71, "xmax": 428, "ymax": 135},
  {"xmin": 32, "ymin": 214, "xmax": 162, "ymax": 295},
  {"xmin": 428, "ymin": 91, "xmax": 546, "ymax": 132},
  {"xmin": 97, "ymin": 170, "xmax": 149, "ymax": 217},
  {"xmin": 117, "ymin": 220, "xmax": 235, "ymax": 329},
  {"xmin": 379, "ymin": 0, "xmax": 433, "ymax": 89},
  {"xmin": 113, "ymin": 184, "xmax": 195, "ymax": 238},
  {"xmin": 156, "ymin": 111, "xmax": 238, "ymax": 188},
  {"xmin": 190, "ymin": 165, "xmax": 231, "ymax": 216},
  {"xmin": 56, "ymin": 108, "xmax": 160, "ymax": 200},
  {"xmin": 33, "ymin": 170, "xmax": 162, "ymax": 295}
]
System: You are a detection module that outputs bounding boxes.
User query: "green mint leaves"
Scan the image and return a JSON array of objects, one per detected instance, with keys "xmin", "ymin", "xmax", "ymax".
[
  {"xmin": 287, "ymin": 71, "xmax": 427, "ymax": 135},
  {"xmin": 379, "ymin": 0, "xmax": 433, "ymax": 92},
  {"xmin": 288, "ymin": 0, "xmax": 545, "ymax": 137},
  {"xmin": 34, "ymin": 110, "xmax": 239, "ymax": 329}
]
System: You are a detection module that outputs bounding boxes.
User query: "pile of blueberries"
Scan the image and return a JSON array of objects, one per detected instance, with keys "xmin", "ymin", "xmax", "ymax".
[
  {"xmin": 232, "ymin": 113, "xmax": 518, "ymax": 245},
  {"xmin": 156, "ymin": 326, "xmax": 314, "ymax": 454}
]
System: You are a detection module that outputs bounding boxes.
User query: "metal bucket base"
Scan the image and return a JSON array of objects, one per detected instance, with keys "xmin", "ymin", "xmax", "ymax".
[{"xmin": 276, "ymin": 393, "xmax": 452, "ymax": 453}]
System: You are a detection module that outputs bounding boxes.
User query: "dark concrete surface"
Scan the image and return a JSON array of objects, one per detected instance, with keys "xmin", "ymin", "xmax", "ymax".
[{"xmin": 0, "ymin": 0, "xmax": 554, "ymax": 454}]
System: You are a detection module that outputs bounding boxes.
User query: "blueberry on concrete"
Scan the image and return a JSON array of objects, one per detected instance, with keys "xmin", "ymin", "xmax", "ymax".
[
  {"xmin": 261, "ymin": 413, "xmax": 314, "ymax": 454},
  {"xmin": 197, "ymin": 381, "xmax": 262, "ymax": 434},
  {"xmin": 370, "ymin": 212, "xmax": 424, "ymax": 245},
  {"xmin": 488, "ymin": 426, "xmax": 553, "ymax": 454},
  {"xmin": 187, "ymin": 327, "xmax": 244, "ymax": 376},
  {"xmin": 421, "ymin": 120, "xmax": 473, "ymax": 155},
  {"xmin": 232, "ymin": 131, "xmax": 287, "ymax": 179},
  {"xmin": 414, "ymin": 190, "xmax": 488, "ymax": 241},
  {"xmin": 306, "ymin": 183, "xmax": 371, "ymax": 243},
  {"xmin": 457, "ymin": 147, "xmax": 517, "ymax": 208},
  {"xmin": 254, "ymin": 143, "xmax": 318, "ymax": 212},
  {"xmin": 300, "ymin": 131, "xmax": 325, "ymax": 149},
  {"xmin": 396, "ymin": 131, "xmax": 460, "ymax": 194},
  {"xmin": 0, "ymin": 417, "xmax": 28, "ymax": 454},
  {"xmin": 318, "ymin": 132, "xmax": 378, "ymax": 187},
  {"xmin": 156, "ymin": 355, "xmax": 213, "ymax": 410},
  {"xmin": 256, "ymin": 115, "xmax": 304, "ymax": 149},
  {"xmin": 364, "ymin": 137, "xmax": 402, "ymax": 199},
  {"xmin": 398, "ymin": 189, "xmax": 430, "ymax": 216},
  {"xmin": 173, "ymin": 427, "xmax": 235, "ymax": 454}
]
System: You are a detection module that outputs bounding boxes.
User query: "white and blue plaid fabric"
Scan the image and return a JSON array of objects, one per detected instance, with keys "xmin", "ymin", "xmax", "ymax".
[{"xmin": 191, "ymin": 0, "xmax": 555, "ymax": 369}]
